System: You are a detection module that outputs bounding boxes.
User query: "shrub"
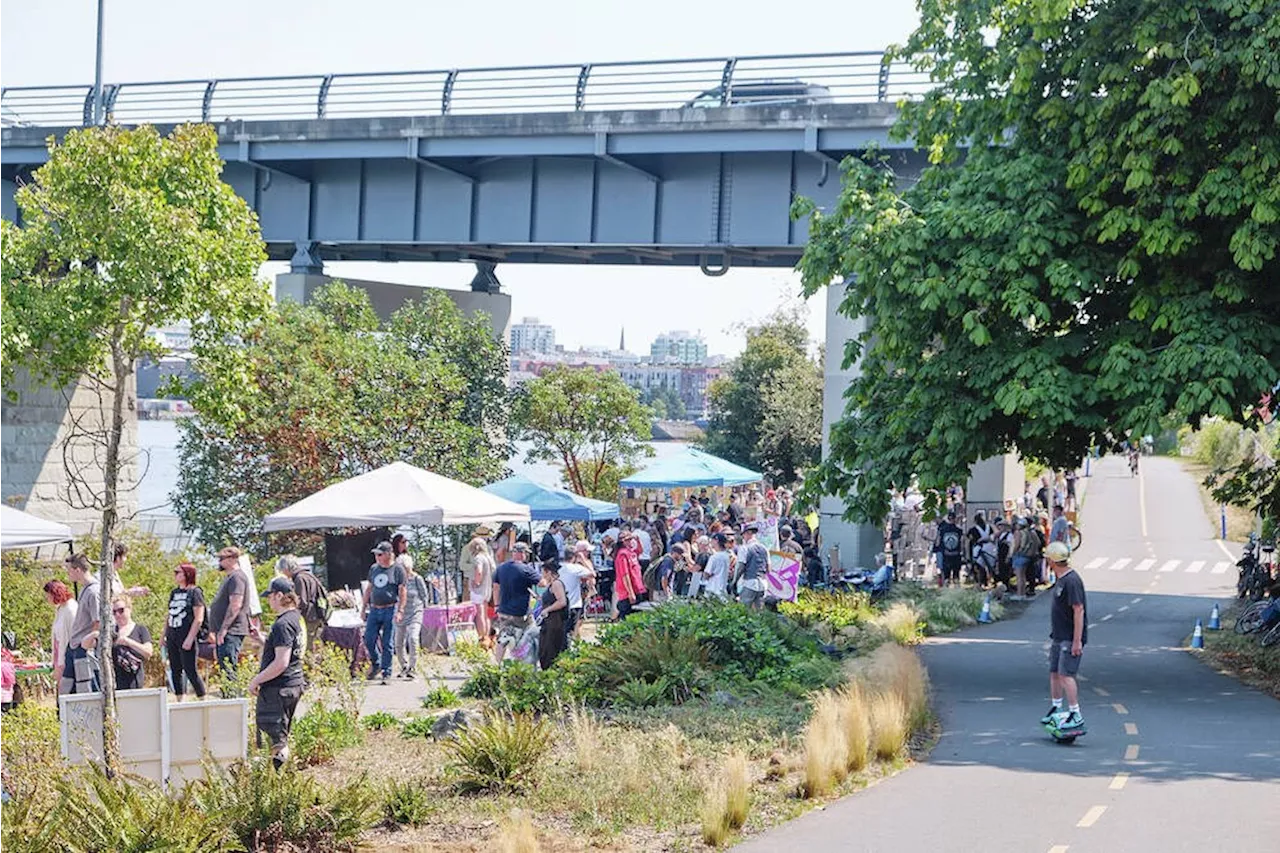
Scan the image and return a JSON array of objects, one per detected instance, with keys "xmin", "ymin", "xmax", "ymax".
[
  {"xmin": 614, "ymin": 676, "xmax": 672, "ymax": 709},
  {"xmin": 837, "ymin": 683, "xmax": 871, "ymax": 773},
  {"xmin": 876, "ymin": 602, "xmax": 925, "ymax": 645},
  {"xmin": 497, "ymin": 808, "xmax": 541, "ymax": 853},
  {"xmin": 580, "ymin": 626, "xmax": 712, "ymax": 702},
  {"xmin": 46, "ymin": 763, "xmax": 237, "ymax": 853},
  {"xmin": 291, "ymin": 705, "xmax": 364, "ymax": 766},
  {"xmin": 441, "ymin": 713, "xmax": 552, "ymax": 793},
  {"xmin": 699, "ymin": 778, "xmax": 732, "ymax": 847},
  {"xmin": 383, "ymin": 777, "xmax": 435, "ymax": 827},
  {"xmin": 304, "ymin": 640, "xmax": 366, "ymax": 717},
  {"xmin": 724, "ymin": 752, "xmax": 750, "ymax": 830},
  {"xmin": 460, "ymin": 662, "xmax": 503, "ymax": 699},
  {"xmin": 779, "ymin": 590, "xmax": 876, "ymax": 629},
  {"xmin": 800, "ymin": 692, "xmax": 846, "ymax": 798},
  {"xmin": 868, "ymin": 690, "xmax": 909, "ymax": 760},
  {"xmin": 361, "ymin": 711, "xmax": 399, "ymax": 731},
  {"xmin": 423, "ymin": 682, "xmax": 461, "ymax": 709},
  {"xmin": 451, "ymin": 636, "xmax": 490, "ymax": 667},
  {"xmin": 400, "ymin": 716, "xmax": 436, "ymax": 740},
  {"xmin": 597, "ymin": 600, "xmax": 823, "ymax": 683},
  {"xmin": 193, "ymin": 759, "xmax": 378, "ymax": 852}
]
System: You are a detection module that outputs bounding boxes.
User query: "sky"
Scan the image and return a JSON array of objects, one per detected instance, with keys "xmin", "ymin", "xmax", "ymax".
[{"xmin": 1, "ymin": 0, "xmax": 921, "ymax": 356}]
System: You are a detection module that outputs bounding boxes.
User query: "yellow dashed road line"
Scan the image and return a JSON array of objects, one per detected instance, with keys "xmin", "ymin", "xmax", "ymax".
[
  {"xmin": 1124, "ymin": 744, "xmax": 1141, "ymax": 761},
  {"xmin": 1109, "ymin": 772, "xmax": 1130, "ymax": 790},
  {"xmin": 1124, "ymin": 722, "xmax": 1138, "ymax": 736},
  {"xmin": 1111, "ymin": 703, "xmax": 1129, "ymax": 715},
  {"xmin": 1093, "ymin": 687, "xmax": 1110, "ymax": 697},
  {"xmin": 1077, "ymin": 806, "xmax": 1107, "ymax": 828}
]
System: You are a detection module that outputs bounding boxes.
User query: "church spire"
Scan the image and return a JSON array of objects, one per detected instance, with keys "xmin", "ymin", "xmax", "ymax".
[{"xmin": 619, "ymin": 326, "xmax": 625, "ymax": 351}]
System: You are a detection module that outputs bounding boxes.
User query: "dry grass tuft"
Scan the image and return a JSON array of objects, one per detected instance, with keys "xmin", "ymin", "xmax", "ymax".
[
  {"xmin": 868, "ymin": 689, "xmax": 909, "ymax": 760},
  {"xmin": 565, "ymin": 705, "xmax": 602, "ymax": 773},
  {"xmin": 724, "ymin": 752, "xmax": 750, "ymax": 830},
  {"xmin": 801, "ymin": 691, "xmax": 847, "ymax": 798},
  {"xmin": 618, "ymin": 740, "xmax": 648, "ymax": 795},
  {"xmin": 876, "ymin": 602, "xmax": 926, "ymax": 645},
  {"xmin": 837, "ymin": 682, "xmax": 871, "ymax": 773},
  {"xmin": 498, "ymin": 808, "xmax": 540, "ymax": 853},
  {"xmin": 700, "ymin": 778, "xmax": 731, "ymax": 847},
  {"xmin": 853, "ymin": 643, "xmax": 930, "ymax": 732}
]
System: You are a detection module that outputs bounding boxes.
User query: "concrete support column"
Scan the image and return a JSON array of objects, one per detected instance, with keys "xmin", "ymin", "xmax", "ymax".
[
  {"xmin": 1, "ymin": 367, "xmax": 139, "ymax": 534},
  {"xmin": 818, "ymin": 280, "xmax": 883, "ymax": 572}
]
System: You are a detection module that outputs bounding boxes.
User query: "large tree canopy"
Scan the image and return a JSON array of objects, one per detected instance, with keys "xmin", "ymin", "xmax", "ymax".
[
  {"xmin": 703, "ymin": 310, "xmax": 823, "ymax": 485},
  {"xmin": 174, "ymin": 282, "xmax": 510, "ymax": 550},
  {"xmin": 797, "ymin": 0, "xmax": 1280, "ymax": 522}
]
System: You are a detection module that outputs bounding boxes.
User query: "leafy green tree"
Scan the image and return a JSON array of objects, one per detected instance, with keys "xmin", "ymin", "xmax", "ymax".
[
  {"xmin": 796, "ymin": 0, "xmax": 1280, "ymax": 523},
  {"xmin": 703, "ymin": 310, "xmax": 822, "ymax": 484},
  {"xmin": 512, "ymin": 365, "xmax": 653, "ymax": 499},
  {"xmin": 174, "ymin": 283, "xmax": 510, "ymax": 551},
  {"xmin": 642, "ymin": 383, "xmax": 687, "ymax": 420},
  {"xmin": 1, "ymin": 124, "xmax": 268, "ymax": 772}
]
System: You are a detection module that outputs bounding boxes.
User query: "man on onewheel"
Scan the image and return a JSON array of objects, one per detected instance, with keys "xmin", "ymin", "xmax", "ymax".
[{"xmin": 1040, "ymin": 541, "xmax": 1087, "ymax": 735}]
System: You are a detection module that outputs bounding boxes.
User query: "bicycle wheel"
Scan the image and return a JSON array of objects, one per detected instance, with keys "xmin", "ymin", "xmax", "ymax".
[
  {"xmin": 1235, "ymin": 601, "xmax": 1268, "ymax": 634},
  {"xmin": 1069, "ymin": 528, "xmax": 1083, "ymax": 551},
  {"xmin": 1260, "ymin": 620, "xmax": 1280, "ymax": 648}
]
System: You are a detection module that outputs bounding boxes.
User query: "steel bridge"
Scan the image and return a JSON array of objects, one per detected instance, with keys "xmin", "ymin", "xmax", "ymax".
[{"xmin": 1, "ymin": 51, "xmax": 930, "ymax": 271}]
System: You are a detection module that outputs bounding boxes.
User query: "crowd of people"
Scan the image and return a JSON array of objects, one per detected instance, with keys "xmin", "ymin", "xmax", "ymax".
[{"xmin": 454, "ymin": 488, "xmax": 821, "ymax": 671}]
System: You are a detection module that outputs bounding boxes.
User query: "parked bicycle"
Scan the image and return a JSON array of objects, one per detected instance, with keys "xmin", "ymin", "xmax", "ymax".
[{"xmin": 1236, "ymin": 534, "xmax": 1274, "ymax": 601}]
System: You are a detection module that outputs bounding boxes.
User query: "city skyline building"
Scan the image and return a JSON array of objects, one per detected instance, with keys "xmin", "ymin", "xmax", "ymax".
[
  {"xmin": 650, "ymin": 330, "xmax": 708, "ymax": 364},
  {"xmin": 509, "ymin": 316, "xmax": 555, "ymax": 354}
]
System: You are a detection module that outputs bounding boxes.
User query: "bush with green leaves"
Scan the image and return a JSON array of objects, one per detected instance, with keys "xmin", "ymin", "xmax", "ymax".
[
  {"xmin": 193, "ymin": 758, "xmax": 378, "ymax": 852},
  {"xmin": 459, "ymin": 659, "xmax": 597, "ymax": 713},
  {"xmin": 382, "ymin": 777, "xmax": 436, "ymax": 827},
  {"xmin": 291, "ymin": 705, "xmax": 364, "ymax": 766},
  {"xmin": 400, "ymin": 715, "xmax": 436, "ymax": 740},
  {"xmin": 779, "ymin": 590, "xmax": 877, "ymax": 630},
  {"xmin": 423, "ymin": 682, "xmax": 461, "ymax": 709},
  {"xmin": 577, "ymin": 626, "xmax": 713, "ymax": 704},
  {"xmin": 613, "ymin": 677, "xmax": 671, "ymax": 709},
  {"xmin": 440, "ymin": 713, "xmax": 552, "ymax": 793},
  {"xmin": 361, "ymin": 711, "xmax": 400, "ymax": 731}
]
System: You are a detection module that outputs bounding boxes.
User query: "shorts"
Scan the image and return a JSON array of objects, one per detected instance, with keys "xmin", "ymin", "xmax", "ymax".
[
  {"xmin": 1048, "ymin": 640, "xmax": 1083, "ymax": 676},
  {"xmin": 565, "ymin": 606, "xmax": 582, "ymax": 635},
  {"xmin": 495, "ymin": 613, "xmax": 529, "ymax": 646},
  {"xmin": 256, "ymin": 684, "xmax": 303, "ymax": 750}
]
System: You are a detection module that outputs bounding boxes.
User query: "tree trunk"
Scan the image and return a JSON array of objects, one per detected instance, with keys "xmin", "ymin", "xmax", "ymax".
[{"xmin": 95, "ymin": 338, "xmax": 130, "ymax": 777}]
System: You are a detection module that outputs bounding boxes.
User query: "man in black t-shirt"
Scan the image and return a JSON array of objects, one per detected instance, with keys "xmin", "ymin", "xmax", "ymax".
[
  {"xmin": 1041, "ymin": 542, "xmax": 1088, "ymax": 732},
  {"xmin": 936, "ymin": 512, "xmax": 965, "ymax": 585},
  {"xmin": 248, "ymin": 576, "xmax": 306, "ymax": 768}
]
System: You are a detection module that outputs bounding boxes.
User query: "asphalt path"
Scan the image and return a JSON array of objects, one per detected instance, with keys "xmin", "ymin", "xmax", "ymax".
[{"xmin": 740, "ymin": 455, "xmax": 1279, "ymax": 853}]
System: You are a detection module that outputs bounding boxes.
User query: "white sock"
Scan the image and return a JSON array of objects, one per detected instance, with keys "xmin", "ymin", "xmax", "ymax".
[
  {"xmin": 1051, "ymin": 698, "xmax": 1063, "ymax": 708},
  {"xmin": 1068, "ymin": 704, "xmax": 1080, "ymax": 715}
]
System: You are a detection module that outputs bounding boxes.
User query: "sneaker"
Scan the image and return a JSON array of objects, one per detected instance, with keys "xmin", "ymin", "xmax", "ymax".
[
  {"xmin": 1058, "ymin": 711, "xmax": 1084, "ymax": 730},
  {"xmin": 380, "ymin": 674, "xmax": 390, "ymax": 686},
  {"xmin": 365, "ymin": 666, "xmax": 380, "ymax": 681},
  {"xmin": 1040, "ymin": 704, "xmax": 1061, "ymax": 726}
]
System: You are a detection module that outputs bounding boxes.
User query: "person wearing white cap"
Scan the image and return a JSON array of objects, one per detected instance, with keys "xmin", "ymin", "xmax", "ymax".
[{"xmin": 1041, "ymin": 541, "xmax": 1087, "ymax": 732}]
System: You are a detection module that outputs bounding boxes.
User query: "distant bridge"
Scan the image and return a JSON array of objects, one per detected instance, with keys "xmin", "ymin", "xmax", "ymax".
[{"xmin": 2, "ymin": 51, "xmax": 931, "ymax": 271}]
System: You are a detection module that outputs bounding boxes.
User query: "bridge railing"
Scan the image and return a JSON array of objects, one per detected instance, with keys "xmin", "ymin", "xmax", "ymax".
[{"xmin": 1, "ymin": 51, "xmax": 932, "ymax": 128}]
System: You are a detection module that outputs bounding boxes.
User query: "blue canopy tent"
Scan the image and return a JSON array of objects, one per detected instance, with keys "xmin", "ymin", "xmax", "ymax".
[
  {"xmin": 482, "ymin": 474, "xmax": 621, "ymax": 521},
  {"xmin": 619, "ymin": 447, "xmax": 762, "ymax": 488}
]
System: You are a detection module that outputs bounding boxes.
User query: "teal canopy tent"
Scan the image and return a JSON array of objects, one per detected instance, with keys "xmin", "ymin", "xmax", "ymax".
[
  {"xmin": 482, "ymin": 474, "xmax": 621, "ymax": 521},
  {"xmin": 619, "ymin": 447, "xmax": 762, "ymax": 489}
]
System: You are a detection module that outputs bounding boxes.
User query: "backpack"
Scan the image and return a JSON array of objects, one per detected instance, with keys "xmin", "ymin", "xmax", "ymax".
[{"xmin": 296, "ymin": 570, "xmax": 330, "ymax": 623}]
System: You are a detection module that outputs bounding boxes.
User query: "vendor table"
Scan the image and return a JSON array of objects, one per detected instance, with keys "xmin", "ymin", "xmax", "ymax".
[{"xmin": 421, "ymin": 602, "xmax": 478, "ymax": 654}]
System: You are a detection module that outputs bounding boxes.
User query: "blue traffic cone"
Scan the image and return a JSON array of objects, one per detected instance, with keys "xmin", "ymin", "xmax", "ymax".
[
  {"xmin": 977, "ymin": 594, "xmax": 994, "ymax": 624},
  {"xmin": 1208, "ymin": 604, "xmax": 1221, "ymax": 630},
  {"xmin": 1190, "ymin": 619, "xmax": 1205, "ymax": 648}
]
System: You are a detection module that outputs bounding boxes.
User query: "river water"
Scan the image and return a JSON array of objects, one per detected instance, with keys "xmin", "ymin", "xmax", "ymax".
[{"xmin": 137, "ymin": 420, "xmax": 688, "ymax": 515}]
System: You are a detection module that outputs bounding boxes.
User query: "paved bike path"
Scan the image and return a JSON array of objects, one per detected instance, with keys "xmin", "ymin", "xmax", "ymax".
[{"xmin": 739, "ymin": 456, "xmax": 1279, "ymax": 852}]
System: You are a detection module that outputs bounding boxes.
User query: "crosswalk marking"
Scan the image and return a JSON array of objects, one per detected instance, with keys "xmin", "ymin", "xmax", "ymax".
[
  {"xmin": 1211, "ymin": 561, "xmax": 1231, "ymax": 574},
  {"xmin": 1110, "ymin": 558, "xmax": 1131, "ymax": 571},
  {"xmin": 1158, "ymin": 560, "xmax": 1180, "ymax": 573},
  {"xmin": 1072, "ymin": 556, "xmax": 1232, "ymax": 574},
  {"xmin": 1134, "ymin": 559, "xmax": 1156, "ymax": 572},
  {"xmin": 1085, "ymin": 557, "xmax": 1107, "ymax": 570},
  {"xmin": 1187, "ymin": 560, "xmax": 1205, "ymax": 574}
]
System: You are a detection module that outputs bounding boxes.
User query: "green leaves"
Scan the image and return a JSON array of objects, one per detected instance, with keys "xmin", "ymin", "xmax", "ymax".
[
  {"xmin": 510, "ymin": 365, "xmax": 653, "ymax": 499},
  {"xmin": 795, "ymin": 0, "xmax": 1279, "ymax": 522}
]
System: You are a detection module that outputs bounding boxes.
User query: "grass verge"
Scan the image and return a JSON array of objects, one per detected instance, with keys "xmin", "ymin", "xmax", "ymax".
[
  {"xmin": 1178, "ymin": 459, "xmax": 1257, "ymax": 543},
  {"xmin": 1196, "ymin": 606, "xmax": 1280, "ymax": 700}
]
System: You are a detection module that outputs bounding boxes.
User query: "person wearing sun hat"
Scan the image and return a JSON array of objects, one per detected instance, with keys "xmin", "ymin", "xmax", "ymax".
[{"xmin": 1041, "ymin": 540, "xmax": 1087, "ymax": 732}]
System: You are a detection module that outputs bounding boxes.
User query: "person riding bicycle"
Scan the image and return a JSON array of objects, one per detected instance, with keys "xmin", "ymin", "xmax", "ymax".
[{"xmin": 1127, "ymin": 444, "xmax": 1140, "ymax": 475}]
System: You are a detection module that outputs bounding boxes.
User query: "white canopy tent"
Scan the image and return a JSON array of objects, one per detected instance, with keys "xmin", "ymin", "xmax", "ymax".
[
  {"xmin": 262, "ymin": 461, "xmax": 530, "ymax": 532},
  {"xmin": 0, "ymin": 505, "xmax": 74, "ymax": 550}
]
